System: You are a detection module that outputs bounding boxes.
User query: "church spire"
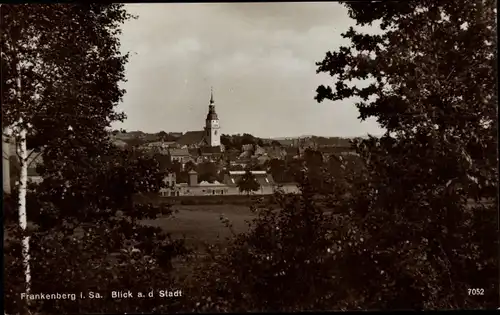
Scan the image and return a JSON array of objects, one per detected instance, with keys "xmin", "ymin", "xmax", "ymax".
[{"xmin": 206, "ymin": 86, "xmax": 218, "ymax": 120}]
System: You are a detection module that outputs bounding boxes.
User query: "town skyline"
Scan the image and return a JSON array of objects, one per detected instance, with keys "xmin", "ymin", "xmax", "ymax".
[{"xmin": 112, "ymin": 3, "xmax": 385, "ymax": 139}]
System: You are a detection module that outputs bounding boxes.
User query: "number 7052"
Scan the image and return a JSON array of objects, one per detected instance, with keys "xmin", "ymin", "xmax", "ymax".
[{"xmin": 468, "ymin": 288, "xmax": 485, "ymax": 295}]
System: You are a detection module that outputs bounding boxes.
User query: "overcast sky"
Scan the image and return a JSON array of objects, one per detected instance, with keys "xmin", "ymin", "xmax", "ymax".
[{"xmin": 113, "ymin": 2, "xmax": 385, "ymax": 138}]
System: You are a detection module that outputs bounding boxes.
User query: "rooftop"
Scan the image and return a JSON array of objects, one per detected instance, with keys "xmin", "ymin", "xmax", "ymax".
[
  {"xmin": 176, "ymin": 130, "xmax": 206, "ymax": 146},
  {"xmin": 198, "ymin": 180, "xmax": 225, "ymax": 186},
  {"xmin": 229, "ymin": 170, "xmax": 267, "ymax": 175},
  {"xmin": 224, "ymin": 172, "xmax": 275, "ymax": 187}
]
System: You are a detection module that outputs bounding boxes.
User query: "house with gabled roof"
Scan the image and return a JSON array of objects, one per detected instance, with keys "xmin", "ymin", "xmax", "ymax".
[{"xmin": 168, "ymin": 147, "xmax": 191, "ymax": 165}]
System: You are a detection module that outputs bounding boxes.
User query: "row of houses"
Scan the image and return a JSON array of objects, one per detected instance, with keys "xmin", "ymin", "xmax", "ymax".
[
  {"xmin": 160, "ymin": 170, "xmax": 300, "ymax": 197},
  {"xmin": 134, "ymin": 141, "xmax": 356, "ymax": 169}
]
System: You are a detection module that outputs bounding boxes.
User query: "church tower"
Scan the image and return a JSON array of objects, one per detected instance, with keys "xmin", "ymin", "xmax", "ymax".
[{"xmin": 205, "ymin": 88, "xmax": 220, "ymax": 147}]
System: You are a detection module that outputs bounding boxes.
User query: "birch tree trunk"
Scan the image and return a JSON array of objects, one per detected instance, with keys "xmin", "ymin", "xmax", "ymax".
[
  {"xmin": 15, "ymin": 62, "xmax": 31, "ymax": 296},
  {"xmin": 18, "ymin": 126, "xmax": 31, "ymax": 296}
]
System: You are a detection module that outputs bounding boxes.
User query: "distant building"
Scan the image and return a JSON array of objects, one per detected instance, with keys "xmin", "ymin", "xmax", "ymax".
[
  {"xmin": 175, "ymin": 88, "xmax": 222, "ymax": 149},
  {"xmin": 159, "ymin": 170, "xmax": 298, "ymax": 197},
  {"xmin": 168, "ymin": 148, "xmax": 192, "ymax": 165},
  {"xmin": 145, "ymin": 141, "xmax": 176, "ymax": 148}
]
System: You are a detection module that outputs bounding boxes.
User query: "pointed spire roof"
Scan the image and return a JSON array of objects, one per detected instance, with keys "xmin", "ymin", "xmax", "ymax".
[{"xmin": 206, "ymin": 86, "xmax": 218, "ymax": 120}]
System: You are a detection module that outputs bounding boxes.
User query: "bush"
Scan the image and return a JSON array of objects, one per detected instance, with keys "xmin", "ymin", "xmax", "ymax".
[
  {"xmin": 4, "ymin": 191, "xmax": 189, "ymax": 314},
  {"xmin": 182, "ymin": 180, "xmax": 347, "ymax": 312}
]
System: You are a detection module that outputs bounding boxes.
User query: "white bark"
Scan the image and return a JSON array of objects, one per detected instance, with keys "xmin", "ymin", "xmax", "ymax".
[
  {"xmin": 15, "ymin": 61, "xmax": 31, "ymax": 296},
  {"xmin": 17, "ymin": 126, "xmax": 31, "ymax": 296}
]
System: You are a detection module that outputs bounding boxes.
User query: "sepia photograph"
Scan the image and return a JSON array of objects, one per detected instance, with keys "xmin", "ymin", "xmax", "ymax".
[{"xmin": 2, "ymin": 1, "xmax": 498, "ymax": 313}]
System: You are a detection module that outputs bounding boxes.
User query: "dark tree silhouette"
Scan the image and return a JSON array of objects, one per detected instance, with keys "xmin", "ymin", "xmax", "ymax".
[
  {"xmin": 123, "ymin": 137, "xmax": 146, "ymax": 148},
  {"xmin": 314, "ymin": 0, "xmax": 497, "ymax": 309},
  {"xmin": 153, "ymin": 153, "xmax": 172, "ymax": 171},
  {"xmin": 197, "ymin": 161, "xmax": 219, "ymax": 183},
  {"xmin": 184, "ymin": 160, "xmax": 196, "ymax": 172},
  {"xmin": 2, "ymin": 5, "xmax": 187, "ymax": 314},
  {"xmin": 241, "ymin": 133, "xmax": 256, "ymax": 146},
  {"xmin": 221, "ymin": 134, "xmax": 233, "ymax": 150},
  {"xmin": 268, "ymin": 158, "xmax": 286, "ymax": 183},
  {"xmin": 237, "ymin": 170, "xmax": 261, "ymax": 195}
]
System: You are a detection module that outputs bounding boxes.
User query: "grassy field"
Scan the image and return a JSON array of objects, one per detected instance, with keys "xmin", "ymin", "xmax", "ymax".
[
  {"xmin": 141, "ymin": 203, "xmax": 258, "ymax": 279},
  {"xmin": 141, "ymin": 204, "xmax": 256, "ymax": 248}
]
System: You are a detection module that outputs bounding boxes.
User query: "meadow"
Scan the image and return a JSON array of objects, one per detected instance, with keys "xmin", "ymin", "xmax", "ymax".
[
  {"xmin": 139, "ymin": 196, "xmax": 264, "ymax": 280},
  {"xmin": 141, "ymin": 203, "xmax": 255, "ymax": 248}
]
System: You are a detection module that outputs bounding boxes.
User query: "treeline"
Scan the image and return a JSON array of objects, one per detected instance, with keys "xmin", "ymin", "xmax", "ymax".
[
  {"xmin": 222, "ymin": 134, "xmax": 353, "ymax": 150},
  {"xmin": 220, "ymin": 133, "xmax": 265, "ymax": 149},
  {"xmin": 113, "ymin": 131, "xmax": 180, "ymax": 147},
  {"xmin": 114, "ymin": 130, "xmax": 352, "ymax": 151}
]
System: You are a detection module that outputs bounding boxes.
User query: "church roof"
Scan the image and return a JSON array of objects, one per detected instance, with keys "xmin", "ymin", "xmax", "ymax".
[
  {"xmin": 176, "ymin": 131, "xmax": 206, "ymax": 146},
  {"xmin": 206, "ymin": 105, "xmax": 218, "ymax": 120}
]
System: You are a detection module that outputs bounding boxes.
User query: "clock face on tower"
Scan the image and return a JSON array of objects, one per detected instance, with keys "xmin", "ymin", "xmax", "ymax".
[{"xmin": 212, "ymin": 120, "xmax": 219, "ymax": 128}]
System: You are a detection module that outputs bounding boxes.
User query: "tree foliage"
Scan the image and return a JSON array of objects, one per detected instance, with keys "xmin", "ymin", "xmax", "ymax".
[
  {"xmin": 237, "ymin": 170, "xmax": 261, "ymax": 195},
  {"xmin": 3, "ymin": 4, "xmax": 188, "ymax": 314},
  {"xmin": 185, "ymin": 186, "xmax": 339, "ymax": 312},
  {"xmin": 153, "ymin": 152, "xmax": 172, "ymax": 171},
  {"xmin": 314, "ymin": 0, "xmax": 497, "ymax": 309},
  {"xmin": 2, "ymin": 4, "xmax": 129, "ymax": 149},
  {"xmin": 197, "ymin": 161, "xmax": 219, "ymax": 183},
  {"xmin": 221, "ymin": 133, "xmax": 266, "ymax": 150}
]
